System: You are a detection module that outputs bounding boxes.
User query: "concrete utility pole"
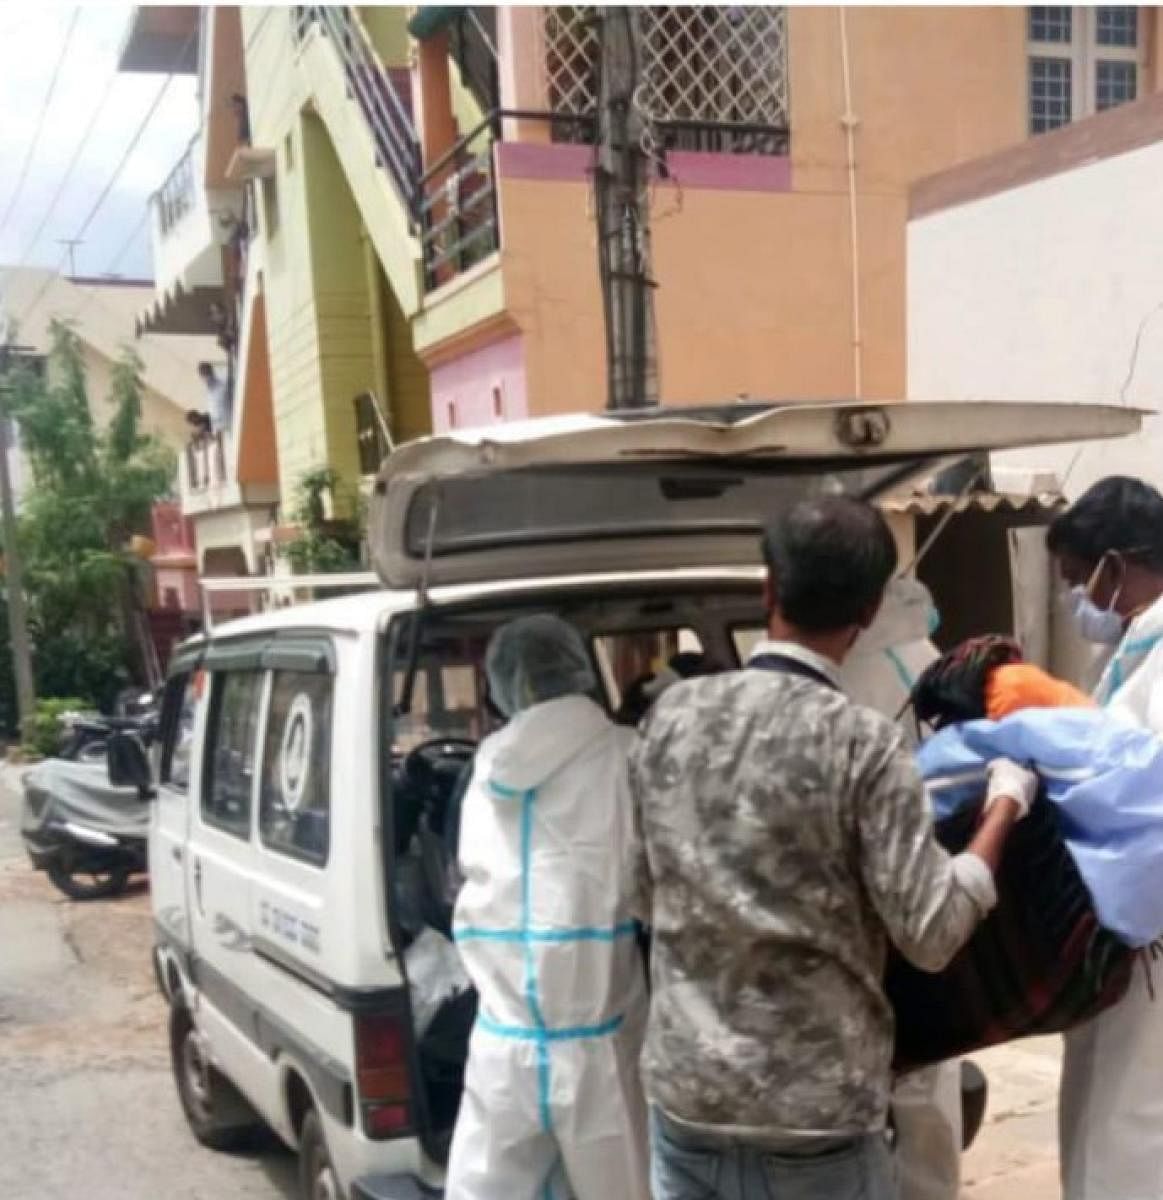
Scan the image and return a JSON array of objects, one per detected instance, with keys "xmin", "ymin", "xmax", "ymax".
[
  {"xmin": 0, "ymin": 340, "xmax": 37, "ymax": 739},
  {"xmin": 593, "ymin": 7, "xmax": 658, "ymax": 410}
]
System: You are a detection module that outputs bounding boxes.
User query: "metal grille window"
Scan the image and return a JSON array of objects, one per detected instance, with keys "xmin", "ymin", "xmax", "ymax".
[
  {"xmin": 1028, "ymin": 6, "xmax": 1072, "ymax": 42},
  {"xmin": 1030, "ymin": 57, "xmax": 1073, "ymax": 132},
  {"xmin": 1096, "ymin": 59, "xmax": 1137, "ymax": 109},
  {"xmin": 1096, "ymin": 6, "xmax": 1137, "ymax": 46},
  {"xmin": 1027, "ymin": 6, "xmax": 1141, "ymax": 133},
  {"xmin": 544, "ymin": 7, "xmax": 599, "ymax": 118},
  {"xmin": 542, "ymin": 6, "xmax": 789, "ymax": 154}
]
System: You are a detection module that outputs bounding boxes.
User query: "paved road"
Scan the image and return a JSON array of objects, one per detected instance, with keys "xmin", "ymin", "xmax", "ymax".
[
  {"xmin": 0, "ymin": 765, "xmax": 296, "ymax": 1200},
  {"xmin": 0, "ymin": 763, "xmax": 1062, "ymax": 1199},
  {"xmin": 962, "ymin": 1038, "xmax": 1062, "ymax": 1199}
]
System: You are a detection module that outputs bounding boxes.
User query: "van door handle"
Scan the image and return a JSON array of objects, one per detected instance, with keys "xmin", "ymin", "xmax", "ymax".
[
  {"xmin": 193, "ymin": 858, "xmax": 204, "ymax": 915},
  {"xmin": 171, "ymin": 847, "xmax": 182, "ymax": 863}
]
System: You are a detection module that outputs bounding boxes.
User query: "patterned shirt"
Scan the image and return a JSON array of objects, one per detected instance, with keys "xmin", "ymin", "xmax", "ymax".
[{"xmin": 629, "ymin": 640, "xmax": 996, "ymax": 1138}]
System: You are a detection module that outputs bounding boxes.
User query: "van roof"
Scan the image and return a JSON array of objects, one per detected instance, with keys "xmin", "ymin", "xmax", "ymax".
[{"xmin": 195, "ymin": 566, "xmax": 767, "ymax": 646}]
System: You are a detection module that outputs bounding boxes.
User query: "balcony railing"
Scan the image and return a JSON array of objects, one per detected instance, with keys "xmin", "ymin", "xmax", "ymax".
[
  {"xmin": 182, "ymin": 430, "xmax": 231, "ymax": 496},
  {"xmin": 419, "ymin": 117, "xmax": 501, "ymax": 291},
  {"xmin": 416, "ymin": 106, "xmax": 788, "ymax": 291},
  {"xmin": 155, "ymin": 138, "xmax": 198, "ymax": 235}
]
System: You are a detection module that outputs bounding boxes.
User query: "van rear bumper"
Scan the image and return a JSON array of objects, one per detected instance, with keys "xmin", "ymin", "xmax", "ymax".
[{"xmin": 351, "ymin": 1177, "xmax": 441, "ymax": 1200}]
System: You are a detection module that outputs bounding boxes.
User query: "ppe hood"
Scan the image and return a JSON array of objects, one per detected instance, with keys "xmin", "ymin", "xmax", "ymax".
[{"xmin": 369, "ymin": 401, "xmax": 1142, "ymax": 589}]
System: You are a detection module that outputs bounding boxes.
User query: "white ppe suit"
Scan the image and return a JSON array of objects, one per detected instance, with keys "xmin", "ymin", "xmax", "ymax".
[
  {"xmin": 841, "ymin": 577, "xmax": 963, "ymax": 1200},
  {"xmin": 1060, "ymin": 592, "xmax": 1163, "ymax": 1200},
  {"xmin": 446, "ymin": 692, "xmax": 649, "ymax": 1200}
]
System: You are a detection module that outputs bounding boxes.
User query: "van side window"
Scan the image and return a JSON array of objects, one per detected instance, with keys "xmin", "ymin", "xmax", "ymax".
[
  {"xmin": 160, "ymin": 672, "xmax": 198, "ymax": 790},
  {"xmin": 203, "ymin": 671, "xmax": 264, "ymax": 838},
  {"xmin": 259, "ymin": 672, "xmax": 332, "ymax": 866}
]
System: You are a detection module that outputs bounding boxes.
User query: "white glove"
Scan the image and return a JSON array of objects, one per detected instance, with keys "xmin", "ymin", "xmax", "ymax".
[{"xmin": 985, "ymin": 758, "xmax": 1038, "ymax": 820}]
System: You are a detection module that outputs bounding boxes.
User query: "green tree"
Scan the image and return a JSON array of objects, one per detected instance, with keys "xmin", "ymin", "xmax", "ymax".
[{"xmin": 5, "ymin": 321, "xmax": 174, "ymax": 712}]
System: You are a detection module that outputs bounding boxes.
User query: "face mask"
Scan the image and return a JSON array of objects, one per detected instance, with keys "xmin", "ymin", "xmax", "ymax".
[{"xmin": 1071, "ymin": 586, "xmax": 1124, "ymax": 645}]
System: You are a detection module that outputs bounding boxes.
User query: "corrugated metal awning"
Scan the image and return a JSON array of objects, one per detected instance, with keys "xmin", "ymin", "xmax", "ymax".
[{"xmin": 879, "ymin": 490, "xmax": 1066, "ymax": 517}]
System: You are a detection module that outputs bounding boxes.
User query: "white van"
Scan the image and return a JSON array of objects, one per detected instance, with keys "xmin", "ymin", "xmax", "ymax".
[{"xmin": 111, "ymin": 402, "xmax": 1139, "ymax": 1200}]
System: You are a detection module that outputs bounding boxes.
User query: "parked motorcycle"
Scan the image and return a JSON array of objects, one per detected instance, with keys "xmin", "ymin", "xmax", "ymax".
[{"xmin": 21, "ymin": 710, "xmax": 157, "ymax": 901}]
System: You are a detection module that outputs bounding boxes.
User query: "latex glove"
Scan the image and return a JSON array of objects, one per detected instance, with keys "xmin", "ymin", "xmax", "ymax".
[{"xmin": 985, "ymin": 757, "xmax": 1038, "ymax": 820}]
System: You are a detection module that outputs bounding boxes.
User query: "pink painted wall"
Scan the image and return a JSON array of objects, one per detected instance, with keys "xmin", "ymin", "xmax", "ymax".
[
  {"xmin": 155, "ymin": 566, "xmax": 201, "ymax": 615},
  {"xmin": 430, "ymin": 333, "xmax": 530, "ymax": 432},
  {"xmin": 150, "ymin": 502, "xmax": 200, "ymax": 616}
]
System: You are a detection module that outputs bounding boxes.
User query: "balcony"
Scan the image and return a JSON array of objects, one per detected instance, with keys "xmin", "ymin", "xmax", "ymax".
[
  {"xmin": 178, "ymin": 429, "xmax": 279, "ymax": 518},
  {"xmin": 136, "ymin": 134, "xmax": 245, "ymax": 337},
  {"xmin": 117, "ymin": 5, "xmax": 199, "ymax": 74},
  {"xmin": 416, "ymin": 7, "xmax": 790, "ymax": 293}
]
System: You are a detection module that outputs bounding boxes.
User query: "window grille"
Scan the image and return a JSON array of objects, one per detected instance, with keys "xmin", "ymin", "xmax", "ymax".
[{"xmin": 542, "ymin": 6, "xmax": 789, "ymax": 153}]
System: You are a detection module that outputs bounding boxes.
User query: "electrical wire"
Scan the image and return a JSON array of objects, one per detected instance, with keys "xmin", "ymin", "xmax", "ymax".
[
  {"xmin": 71, "ymin": 53, "xmax": 190, "ymax": 250},
  {"xmin": 14, "ymin": 27, "xmax": 197, "ymax": 329},
  {"xmin": 12, "ymin": 63, "xmax": 122, "ymax": 269},
  {"xmin": 1059, "ymin": 299, "xmax": 1163, "ymax": 491},
  {"xmin": 104, "ymin": 209, "xmax": 150, "ymax": 277},
  {"xmin": 1118, "ymin": 300, "xmax": 1163, "ymax": 407},
  {"xmin": 0, "ymin": 6, "xmax": 82, "ymax": 241}
]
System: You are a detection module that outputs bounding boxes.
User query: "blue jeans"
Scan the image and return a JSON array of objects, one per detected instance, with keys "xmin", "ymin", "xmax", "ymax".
[{"xmin": 650, "ymin": 1108, "xmax": 898, "ymax": 1200}]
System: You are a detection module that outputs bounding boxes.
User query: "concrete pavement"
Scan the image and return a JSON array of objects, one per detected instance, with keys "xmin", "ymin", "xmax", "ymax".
[
  {"xmin": 962, "ymin": 1039, "xmax": 1062, "ymax": 1199},
  {"xmin": 0, "ymin": 762, "xmax": 1064, "ymax": 1197},
  {"xmin": 0, "ymin": 764, "xmax": 298, "ymax": 1200}
]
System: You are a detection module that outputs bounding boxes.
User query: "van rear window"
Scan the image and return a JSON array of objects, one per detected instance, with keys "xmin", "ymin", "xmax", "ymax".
[{"xmin": 402, "ymin": 460, "xmax": 918, "ymax": 559}]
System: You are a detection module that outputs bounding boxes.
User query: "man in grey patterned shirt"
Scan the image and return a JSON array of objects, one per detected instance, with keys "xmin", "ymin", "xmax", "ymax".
[{"xmin": 629, "ymin": 497, "xmax": 1036, "ymax": 1200}]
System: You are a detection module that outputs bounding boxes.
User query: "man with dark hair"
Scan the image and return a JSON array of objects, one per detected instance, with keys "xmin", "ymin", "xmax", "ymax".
[
  {"xmin": 1047, "ymin": 475, "xmax": 1163, "ymax": 577},
  {"xmin": 1046, "ymin": 475, "xmax": 1163, "ymax": 1200},
  {"xmin": 630, "ymin": 497, "xmax": 1034, "ymax": 1200}
]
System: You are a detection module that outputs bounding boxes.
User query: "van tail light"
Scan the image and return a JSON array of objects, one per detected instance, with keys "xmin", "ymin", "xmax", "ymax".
[{"xmin": 354, "ymin": 1011, "xmax": 414, "ymax": 1140}]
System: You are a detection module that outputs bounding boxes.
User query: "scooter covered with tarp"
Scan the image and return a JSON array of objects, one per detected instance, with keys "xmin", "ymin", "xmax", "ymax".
[{"xmin": 22, "ymin": 757, "xmax": 149, "ymax": 900}]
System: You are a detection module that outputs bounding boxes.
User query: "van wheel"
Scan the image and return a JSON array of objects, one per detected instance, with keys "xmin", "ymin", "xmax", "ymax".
[
  {"xmin": 299, "ymin": 1109, "xmax": 341, "ymax": 1200},
  {"xmin": 47, "ymin": 858, "xmax": 130, "ymax": 901},
  {"xmin": 170, "ymin": 1003, "xmax": 261, "ymax": 1151}
]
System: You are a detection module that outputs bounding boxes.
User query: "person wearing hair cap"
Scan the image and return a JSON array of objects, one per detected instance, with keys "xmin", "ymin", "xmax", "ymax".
[{"xmin": 445, "ymin": 614, "xmax": 650, "ymax": 1200}]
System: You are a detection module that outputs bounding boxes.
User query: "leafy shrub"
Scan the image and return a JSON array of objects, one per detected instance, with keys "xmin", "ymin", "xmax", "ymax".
[{"xmin": 25, "ymin": 697, "xmax": 90, "ymax": 758}]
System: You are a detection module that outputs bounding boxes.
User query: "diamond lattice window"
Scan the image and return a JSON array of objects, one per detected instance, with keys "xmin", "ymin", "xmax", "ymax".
[
  {"xmin": 544, "ymin": 7, "xmax": 600, "ymax": 124},
  {"xmin": 542, "ymin": 6, "xmax": 789, "ymax": 154}
]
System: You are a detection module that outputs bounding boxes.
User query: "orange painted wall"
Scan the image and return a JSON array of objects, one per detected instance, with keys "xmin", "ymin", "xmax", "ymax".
[
  {"xmin": 235, "ymin": 291, "xmax": 280, "ymax": 486},
  {"xmin": 487, "ymin": 5, "xmax": 1030, "ymax": 413},
  {"xmin": 788, "ymin": 6, "xmax": 1025, "ymax": 196}
]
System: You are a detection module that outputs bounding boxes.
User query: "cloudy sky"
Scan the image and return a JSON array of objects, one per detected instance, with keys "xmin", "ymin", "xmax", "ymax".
[{"xmin": 0, "ymin": 3, "xmax": 198, "ymax": 281}]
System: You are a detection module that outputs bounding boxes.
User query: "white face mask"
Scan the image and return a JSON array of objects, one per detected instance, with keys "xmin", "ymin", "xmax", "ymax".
[{"xmin": 1070, "ymin": 587, "xmax": 1125, "ymax": 645}]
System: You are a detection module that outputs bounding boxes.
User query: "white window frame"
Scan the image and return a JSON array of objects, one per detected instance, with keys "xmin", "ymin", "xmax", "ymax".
[{"xmin": 1027, "ymin": 6, "xmax": 1143, "ymax": 131}]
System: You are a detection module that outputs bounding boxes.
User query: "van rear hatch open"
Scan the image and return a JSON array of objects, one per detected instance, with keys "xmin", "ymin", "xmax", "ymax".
[{"xmin": 369, "ymin": 401, "xmax": 1142, "ymax": 589}]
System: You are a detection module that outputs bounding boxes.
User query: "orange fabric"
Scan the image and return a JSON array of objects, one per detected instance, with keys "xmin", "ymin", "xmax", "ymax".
[{"xmin": 985, "ymin": 663, "xmax": 1095, "ymax": 719}]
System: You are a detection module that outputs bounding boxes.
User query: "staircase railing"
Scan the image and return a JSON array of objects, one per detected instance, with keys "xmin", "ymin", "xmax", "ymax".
[{"xmin": 292, "ymin": 6, "xmax": 421, "ymax": 223}]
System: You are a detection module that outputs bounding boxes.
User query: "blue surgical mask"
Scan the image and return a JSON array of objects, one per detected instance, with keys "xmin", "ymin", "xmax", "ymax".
[{"xmin": 1071, "ymin": 586, "xmax": 1124, "ymax": 645}]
